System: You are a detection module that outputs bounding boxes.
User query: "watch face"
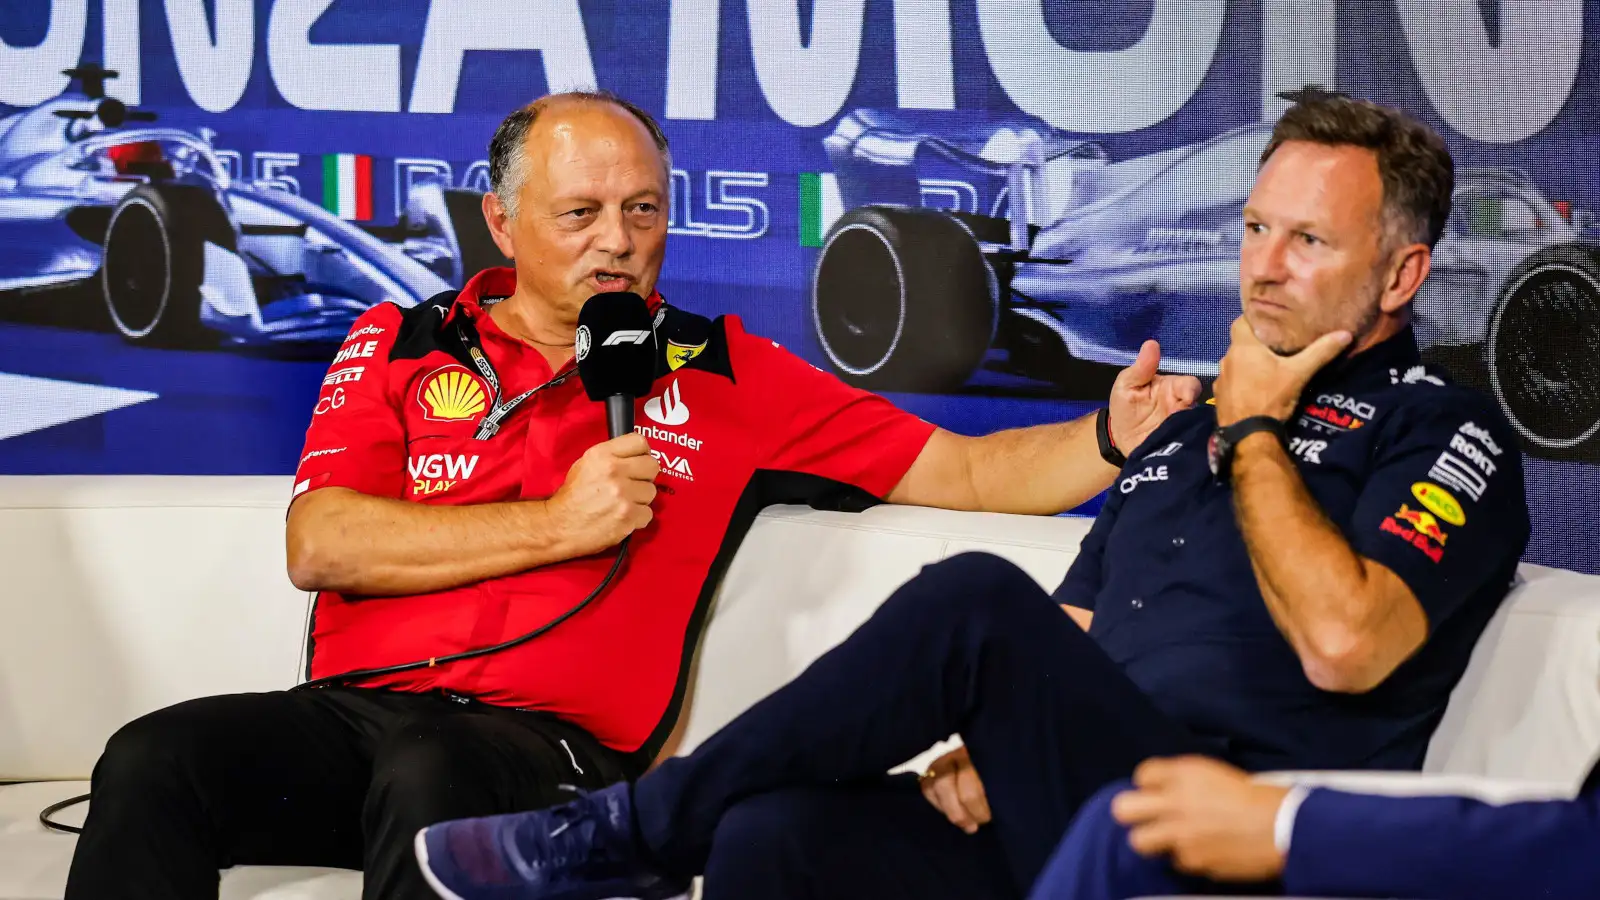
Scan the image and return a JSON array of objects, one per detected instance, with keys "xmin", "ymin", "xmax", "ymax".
[{"xmin": 1207, "ymin": 429, "xmax": 1225, "ymax": 476}]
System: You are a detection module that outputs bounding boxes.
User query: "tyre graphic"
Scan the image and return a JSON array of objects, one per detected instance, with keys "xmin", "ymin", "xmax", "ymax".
[
  {"xmin": 103, "ymin": 196, "xmax": 173, "ymax": 340},
  {"xmin": 1487, "ymin": 247, "xmax": 1600, "ymax": 455},
  {"xmin": 810, "ymin": 205, "xmax": 996, "ymax": 392},
  {"xmin": 102, "ymin": 183, "xmax": 231, "ymax": 347}
]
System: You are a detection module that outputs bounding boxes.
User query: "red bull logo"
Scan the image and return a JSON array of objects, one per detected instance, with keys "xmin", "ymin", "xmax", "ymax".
[
  {"xmin": 1394, "ymin": 504, "xmax": 1448, "ymax": 545},
  {"xmin": 1381, "ymin": 504, "xmax": 1447, "ymax": 563},
  {"xmin": 1303, "ymin": 404, "xmax": 1367, "ymax": 430}
]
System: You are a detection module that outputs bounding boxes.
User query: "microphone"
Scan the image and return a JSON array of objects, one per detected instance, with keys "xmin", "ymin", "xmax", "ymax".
[{"xmin": 575, "ymin": 292, "xmax": 658, "ymax": 439}]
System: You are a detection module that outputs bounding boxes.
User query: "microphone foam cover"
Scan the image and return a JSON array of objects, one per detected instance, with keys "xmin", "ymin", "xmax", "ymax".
[{"xmin": 575, "ymin": 292, "xmax": 657, "ymax": 401}]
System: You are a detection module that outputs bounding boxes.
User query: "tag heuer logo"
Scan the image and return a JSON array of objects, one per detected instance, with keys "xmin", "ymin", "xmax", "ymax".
[{"xmin": 574, "ymin": 325, "xmax": 592, "ymax": 361}]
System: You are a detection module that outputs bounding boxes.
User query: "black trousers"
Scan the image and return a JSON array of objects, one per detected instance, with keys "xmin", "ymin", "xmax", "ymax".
[
  {"xmin": 634, "ymin": 552, "xmax": 1210, "ymax": 900},
  {"xmin": 63, "ymin": 687, "xmax": 638, "ymax": 900}
]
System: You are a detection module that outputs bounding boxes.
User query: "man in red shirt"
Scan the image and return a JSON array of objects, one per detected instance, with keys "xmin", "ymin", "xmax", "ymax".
[{"xmin": 65, "ymin": 91, "xmax": 1197, "ymax": 900}]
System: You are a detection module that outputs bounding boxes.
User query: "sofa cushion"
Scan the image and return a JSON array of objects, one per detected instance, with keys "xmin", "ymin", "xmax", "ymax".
[
  {"xmin": 668, "ymin": 504, "xmax": 1090, "ymax": 759},
  {"xmin": 0, "ymin": 477, "xmax": 312, "ymax": 781},
  {"xmin": 1423, "ymin": 564, "xmax": 1600, "ymax": 786}
]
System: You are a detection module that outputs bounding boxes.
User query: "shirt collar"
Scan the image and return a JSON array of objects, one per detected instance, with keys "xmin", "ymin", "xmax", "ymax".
[{"xmin": 1304, "ymin": 325, "xmax": 1422, "ymax": 395}]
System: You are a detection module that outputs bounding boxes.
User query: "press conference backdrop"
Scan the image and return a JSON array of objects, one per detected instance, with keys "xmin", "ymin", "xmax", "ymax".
[{"xmin": 0, "ymin": 1, "xmax": 1596, "ymax": 573}]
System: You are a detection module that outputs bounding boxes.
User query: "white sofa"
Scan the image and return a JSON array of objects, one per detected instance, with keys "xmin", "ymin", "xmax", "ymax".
[{"xmin": 2, "ymin": 476, "xmax": 1598, "ymax": 899}]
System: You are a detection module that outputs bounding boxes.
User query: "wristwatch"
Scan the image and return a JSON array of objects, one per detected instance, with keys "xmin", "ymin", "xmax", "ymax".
[
  {"xmin": 1207, "ymin": 416, "xmax": 1286, "ymax": 480},
  {"xmin": 1095, "ymin": 406, "xmax": 1126, "ymax": 467}
]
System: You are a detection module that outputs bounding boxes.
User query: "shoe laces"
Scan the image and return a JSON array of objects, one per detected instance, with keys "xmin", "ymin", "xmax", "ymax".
[{"xmin": 502, "ymin": 786, "xmax": 626, "ymax": 880}]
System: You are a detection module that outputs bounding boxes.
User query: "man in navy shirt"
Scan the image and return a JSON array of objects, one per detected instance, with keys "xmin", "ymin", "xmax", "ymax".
[
  {"xmin": 1061, "ymin": 320, "xmax": 1520, "ymax": 774},
  {"xmin": 415, "ymin": 93, "xmax": 1529, "ymax": 900},
  {"xmin": 1029, "ymin": 754, "xmax": 1600, "ymax": 899}
]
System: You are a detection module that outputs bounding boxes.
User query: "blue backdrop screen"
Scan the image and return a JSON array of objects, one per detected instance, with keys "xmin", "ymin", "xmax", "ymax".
[{"xmin": 1, "ymin": 0, "xmax": 1597, "ymax": 573}]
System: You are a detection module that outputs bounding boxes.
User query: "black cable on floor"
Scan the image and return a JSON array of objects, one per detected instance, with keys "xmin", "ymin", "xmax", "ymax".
[{"xmin": 41, "ymin": 792, "xmax": 90, "ymax": 835}]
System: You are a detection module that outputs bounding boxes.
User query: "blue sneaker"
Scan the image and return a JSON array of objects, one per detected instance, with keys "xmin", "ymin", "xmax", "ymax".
[{"xmin": 414, "ymin": 782, "xmax": 688, "ymax": 900}]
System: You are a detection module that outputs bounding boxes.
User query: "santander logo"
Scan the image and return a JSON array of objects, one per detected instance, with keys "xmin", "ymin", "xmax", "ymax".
[{"xmin": 645, "ymin": 379, "xmax": 690, "ymax": 426}]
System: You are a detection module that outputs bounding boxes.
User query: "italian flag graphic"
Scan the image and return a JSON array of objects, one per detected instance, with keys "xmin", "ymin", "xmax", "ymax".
[
  {"xmin": 1466, "ymin": 197, "xmax": 1504, "ymax": 234},
  {"xmin": 798, "ymin": 172, "xmax": 842, "ymax": 247},
  {"xmin": 322, "ymin": 153, "xmax": 373, "ymax": 221}
]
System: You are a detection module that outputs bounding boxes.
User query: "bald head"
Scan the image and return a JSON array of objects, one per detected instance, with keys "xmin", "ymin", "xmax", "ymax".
[
  {"xmin": 488, "ymin": 91, "xmax": 671, "ymax": 219},
  {"xmin": 478, "ymin": 90, "xmax": 670, "ymax": 330}
]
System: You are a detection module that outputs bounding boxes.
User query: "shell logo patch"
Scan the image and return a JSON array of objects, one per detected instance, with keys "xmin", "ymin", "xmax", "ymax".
[
  {"xmin": 1411, "ymin": 481, "xmax": 1466, "ymax": 526},
  {"xmin": 417, "ymin": 366, "xmax": 488, "ymax": 422}
]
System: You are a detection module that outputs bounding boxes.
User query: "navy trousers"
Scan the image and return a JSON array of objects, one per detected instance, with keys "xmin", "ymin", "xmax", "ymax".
[{"xmin": 633, "ymin": 553, "xmax": 1207, "ymax": 899}]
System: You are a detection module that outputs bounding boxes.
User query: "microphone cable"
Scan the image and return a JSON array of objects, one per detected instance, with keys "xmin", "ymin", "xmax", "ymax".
[
  {"xmin": 40, "ymin": 537, "xmax": 632, "ymax": 836},
  {"xmin": 299, "ymin": 535, "xmax": 631, "ymax": 687},
  {"xmin": 40, "ymin": 792, "xmax": 91, "ymax": 836}
]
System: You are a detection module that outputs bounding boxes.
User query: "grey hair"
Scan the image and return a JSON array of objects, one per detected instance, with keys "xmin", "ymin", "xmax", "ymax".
[{"xmin": 487, "ymin": 89, "xmax": 672, "ymax": 219}]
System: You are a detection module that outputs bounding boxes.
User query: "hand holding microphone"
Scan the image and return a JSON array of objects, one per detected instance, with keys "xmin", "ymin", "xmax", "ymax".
[
  {"xmin": 550, "ymin": 292, "xmax": 661, "ymax": 556},
  {"xmin": 549, "ymin": 433, "xmax": 659, "ymax": 557}
]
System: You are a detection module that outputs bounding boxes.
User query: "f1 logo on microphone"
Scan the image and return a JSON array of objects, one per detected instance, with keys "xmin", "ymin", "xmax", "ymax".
[{"xmin": 602, "ymin": 330, "xmax": 652, "ymax": 346}]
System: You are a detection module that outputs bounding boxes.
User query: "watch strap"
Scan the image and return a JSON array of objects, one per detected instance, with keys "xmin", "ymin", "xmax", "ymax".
[
  {"xmin": 1210, "ymin": 415, "xmax": 1286, "ymax": 480},
  {"xmin": 1222, "ymin": 415, "xmax": 1286, "ymax": 446},
  {"xmin": 1096, "ymin": 406, "xmax": 1127, "ymax": 467}
]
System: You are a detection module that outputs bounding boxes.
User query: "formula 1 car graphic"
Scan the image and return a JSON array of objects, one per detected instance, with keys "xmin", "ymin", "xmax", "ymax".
[
  {"xmin": 0, "ymin": 65, "xmax": 486, "ymax": 348},
  {"xmin": 811, "ymin": 109, "xmax": 1600, "ymax": 457}
]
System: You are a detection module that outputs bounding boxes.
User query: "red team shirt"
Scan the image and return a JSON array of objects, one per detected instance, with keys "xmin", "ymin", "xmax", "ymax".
[{"xmin": 293, "ymin": 268, "xmax": 935, "ymax": 756}]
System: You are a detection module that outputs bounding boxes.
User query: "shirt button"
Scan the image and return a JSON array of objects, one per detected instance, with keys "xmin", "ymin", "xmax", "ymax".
[
  {"xmin": 1171, "ymin": 536, "xmax": 1185, "ymax": 547},
  {"xmin": 1131, "ymin": 597, "xmax": 1144, "ymax": 610}
]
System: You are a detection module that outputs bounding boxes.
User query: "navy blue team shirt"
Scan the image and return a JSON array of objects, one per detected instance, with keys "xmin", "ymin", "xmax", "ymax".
[{"xmin": 1054, "ymin": 327, "xmax": 1530, "ymax": 771}]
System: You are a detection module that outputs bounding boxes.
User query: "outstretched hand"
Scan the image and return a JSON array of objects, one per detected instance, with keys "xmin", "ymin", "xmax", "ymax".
[{"xmin": 1108, "ymin": 340, "xmax": 1202, "ymax": 456}]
